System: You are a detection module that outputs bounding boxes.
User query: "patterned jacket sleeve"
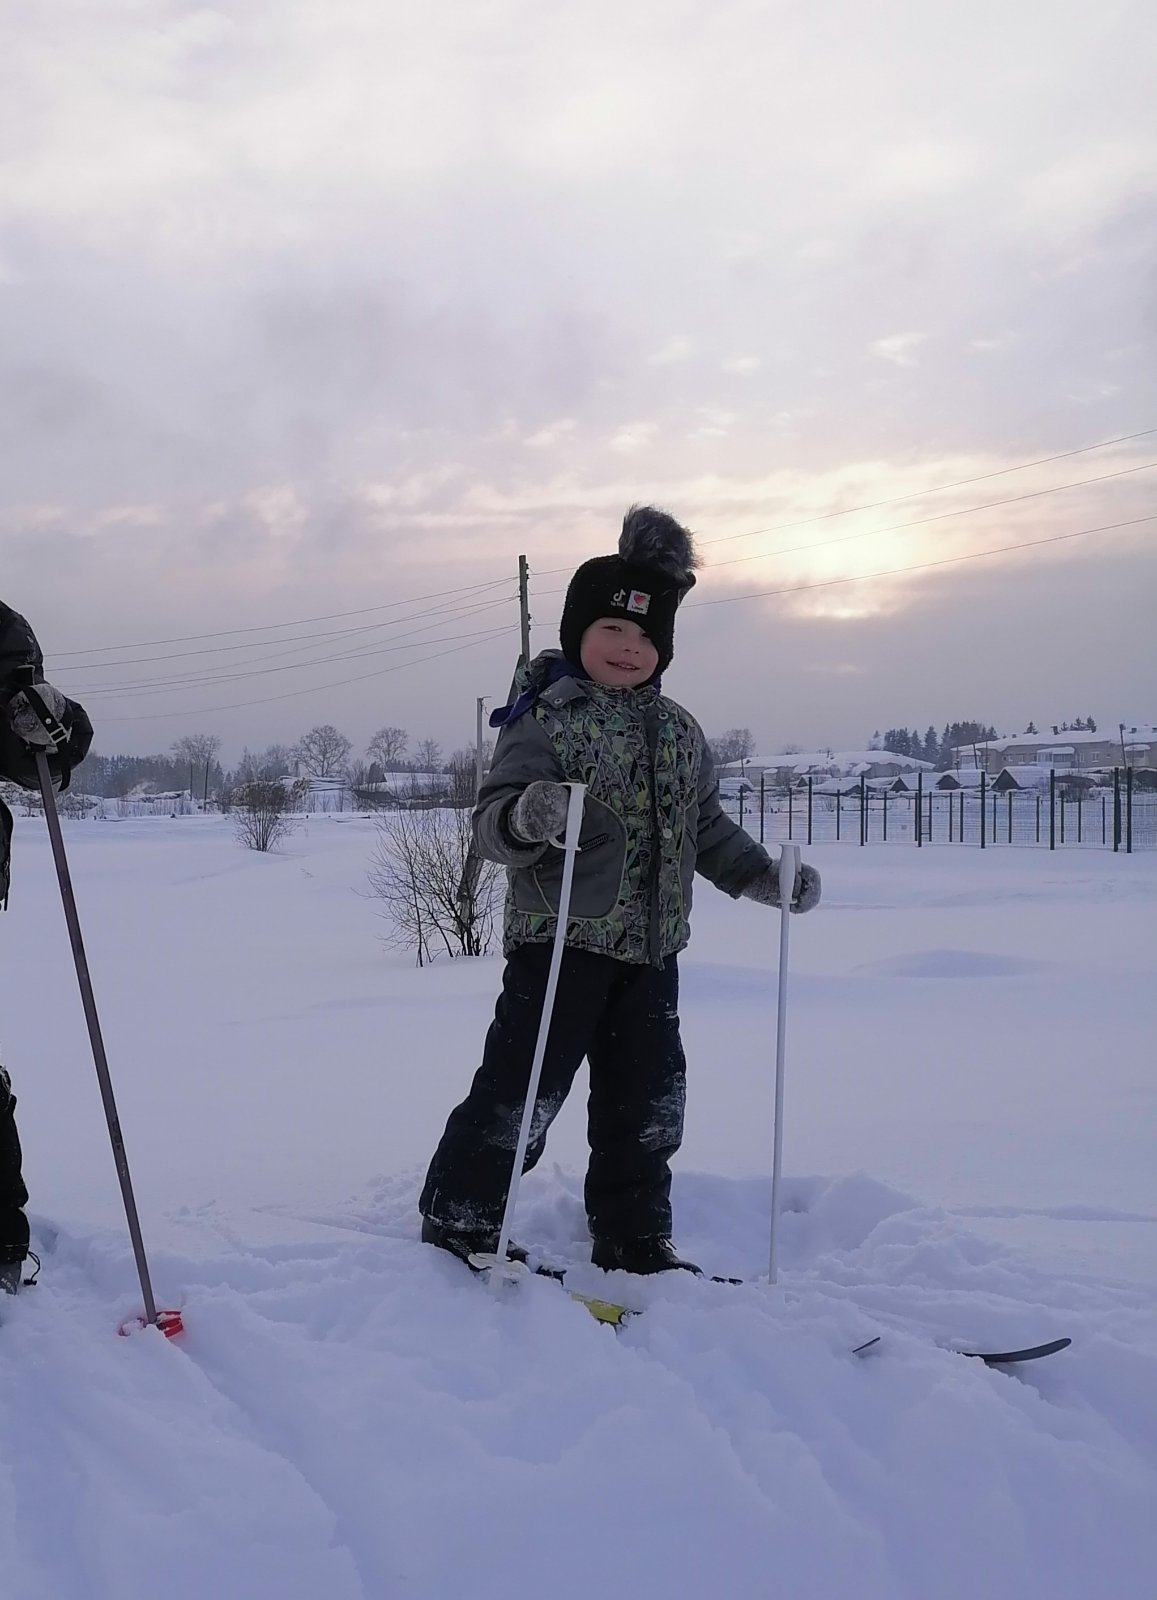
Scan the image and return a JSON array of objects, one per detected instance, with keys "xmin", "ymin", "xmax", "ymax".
[
  {"xmin": 692, "ymin": 741, "xmax": 770, "ymax": 896},
  {"xmin": 472, "ymin": 713, "xmax": 566, "ymax": 867}
]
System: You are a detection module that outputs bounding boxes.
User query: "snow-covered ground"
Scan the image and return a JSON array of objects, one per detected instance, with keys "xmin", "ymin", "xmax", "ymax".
[{"xmin": 0, "ymin": 816, "xmax": 1154, "ymax": 1599}]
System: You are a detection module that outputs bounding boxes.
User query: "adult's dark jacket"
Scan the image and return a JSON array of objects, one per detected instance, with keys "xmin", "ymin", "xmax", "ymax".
[{"xmin": 0, "ymin": 601, "xmax": 94, "ymax": 908}]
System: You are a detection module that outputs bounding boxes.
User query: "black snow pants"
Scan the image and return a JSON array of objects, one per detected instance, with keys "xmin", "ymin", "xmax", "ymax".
[
  {"xmin": 420, "ymin": 943, "xmax": 686, "ymax": 1243},
  {"xmin": 0, "ymin": 1066, "xmax": 30, "ymax": 1263}
]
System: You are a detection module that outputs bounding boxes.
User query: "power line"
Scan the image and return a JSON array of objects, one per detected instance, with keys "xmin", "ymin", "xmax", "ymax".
[
  {"xmin": 98, "ymin": 627, "xmax": 516, "ymax": 723},
  {"xmin": 60, "ymin": 597, "xmax": 516, "ymax": 695},
  {"xmin": 703, "ymin": 460, "xmax": 1157, "ymax": 572},
  {"xmin": 48, "ymin": 574, "xmax": 516, "ymax": 659},
  {"xmin": 51, "ymin": 592, "xmax": 506, "ymax": 672},
  {"xmin": 531, "ymin": 514, "xmax": 1155, "ymax": 610},
  {"xmin": 698, "ymin": 427, "xmax": 1157, "ymax": 549},
  {"xmin": 688, "ymin": 514, "xmax": 1156, "ymax": 610},
  {"xmin": 528, "ymin": 426, "xmax": 1157, "ymax": 576},
  {"xmin": 75, "ymin": 612, "xmax": 516, "ymax": 699},
  {"xmin": 530, "ymin": 466, "xmax": 1157, "ymax": 600}
]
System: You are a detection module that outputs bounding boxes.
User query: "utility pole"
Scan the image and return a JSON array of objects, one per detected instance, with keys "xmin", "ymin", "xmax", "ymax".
[
  {"xmin": 475, "ymin": 697, "xmax": 488, "ymax": 797},
  {"xmin": 518, "ymin": 554, "xmax": 531, "ymax": 665}
]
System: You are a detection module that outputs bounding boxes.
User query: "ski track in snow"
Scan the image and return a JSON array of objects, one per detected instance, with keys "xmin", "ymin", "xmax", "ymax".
[{"xmin": 0, "ymin": 821, "xmax": 1154, "ymax": 1597}]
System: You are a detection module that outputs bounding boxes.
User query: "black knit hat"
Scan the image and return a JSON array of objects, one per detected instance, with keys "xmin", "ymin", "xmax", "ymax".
[{"xmin": 559, "ymin": 506, "xmax": 698, "ymax": 678}]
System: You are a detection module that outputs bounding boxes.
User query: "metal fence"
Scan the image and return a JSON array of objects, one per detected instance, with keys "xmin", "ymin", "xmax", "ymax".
[{"xmin": 723, "ymin": 769, "xmax": 1155, "ymax": 851}]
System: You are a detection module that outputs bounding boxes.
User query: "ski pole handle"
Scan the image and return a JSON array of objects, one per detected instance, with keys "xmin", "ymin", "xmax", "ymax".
[{"xmin": 768, "ymin": 842, "xmax": 800, "ymax": 1285}]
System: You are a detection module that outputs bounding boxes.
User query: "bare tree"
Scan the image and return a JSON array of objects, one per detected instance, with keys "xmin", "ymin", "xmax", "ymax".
[
  {"xmin": 710, "ymin": 728, "xmax": 756, "ymax": 773},
  {"xmin": 172, "ymin": 732, "xmax": 222, "ymax": 804},
  {"xmin": 293, "ymin": 724, "xmax": 353, "ymax": 778},
  {"xmin": 367, "ymin": 725, "xmax": 408, "ymax": 769},
  {"xmin": 446, "ymin": 747, "xmax": 480, "ymax": 807},
  {"xmin": 413, "ymin": 737, "xmax": 442, "ymax": 773},
  {"xmin": 237, "ymin": 743, "xmax": 293, "ymax": 782},
  {"xmin": 368, "ymin": 806, "xmax": 502, "ymax": 965},
  {"xmin": 233, "ymin": 779, "xmax": 308, "ymax": 852}
]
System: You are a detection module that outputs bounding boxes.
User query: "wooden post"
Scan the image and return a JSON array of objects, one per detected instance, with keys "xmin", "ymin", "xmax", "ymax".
[
  {"xmin": 1050, "ymin": 769, "xmax": 1056, "ymax": 850},
  {"xmin": 916, "ymin": 771, "xmax": 923, "ymax": 847},
  {"xmin": 518, "ymin": 554, "xmax": 531, "ymax": 665},
  {"xmin": 807, "ymin": 777, "xmax": 813, "ymax": 845},
  {"xmin": 760, "ymin": 773, "xmax": 766, "ymax": 844}
]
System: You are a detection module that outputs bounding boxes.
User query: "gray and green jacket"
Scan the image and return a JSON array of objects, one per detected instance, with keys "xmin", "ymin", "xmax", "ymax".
[{"xmin": 474, "ymin": 652, "xmax": 769, "ymax": 965}]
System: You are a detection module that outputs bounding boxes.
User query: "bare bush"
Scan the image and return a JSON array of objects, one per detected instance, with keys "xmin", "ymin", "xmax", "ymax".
[
  {"xmin": 233, "ymin": 779, "xmax": 308, "ymax": 852},
  {"xmin": 368, "ymin": 806, "xmax": 502, "ymax": 965}
]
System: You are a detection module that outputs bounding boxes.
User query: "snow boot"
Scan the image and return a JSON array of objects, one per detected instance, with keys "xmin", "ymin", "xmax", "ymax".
[
  {"xmin": 591, "ymin": 1235, "xmax": 701, "ymax": 1276},
  {"xmin": 0, "ymin": 1253, "xmax": 24, "ymax": 1297},
  {"xmin": 420, "ymin": 1215, "xmax": 529, "ymax": 1268}
]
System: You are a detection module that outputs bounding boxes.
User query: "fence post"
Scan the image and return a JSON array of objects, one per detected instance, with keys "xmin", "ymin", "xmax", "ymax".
[
  {"xmin": 1060, "ymin": 792, "xmax": 1065, "ymax": 845},
  {"xmin": 916, "ymin": 772, "xmax": 923, "ymax": 848},
  {"xmin": 1049, "ymin": 769, "xmax": 1056, "ymax": 850},
  {"xmin": 1077, "ymin": 793, "xmax": 1082, "ymax": 844},
  {"xmin": 991, "ymin": 788, "xmax": 997, "ymax": 845},
  {"xmin": 807, "ymin": 777, "xmax": 813, "ymax": 846},
  {"xmin": 1007, "ymin": 789, "xmax": 1012, "ymax": 844},
  {"xmin": 883, "ymin": 788, "xmax": 888, "ymax": 842},
  {"xmin": 836, "ymin": 786, "xmax": 841, "ymax": 842},
  {"xmin": 1113, "ymin": 768, "xmax": 1121, "ymax": 852},
  {"xmin": 1126, "ymin": 765, "xmax": 1133, "ymax": 853},
  {"xmin": 788, "ymin": 783, "xmax": 794, "ymax": 841},
  {"xmin": 739, "ymin": 788, "xmax": 745, "ymax": 830},
  {"xmin": 979, "ymin": 771, "xmax": 986, "ymax": 849},
  {"xmin": 949, "ymin": 789, "xmax": 954, "ymax": 843},
  {"xmin": 1102, "ymin": 794, "xmax": 1106, "ymax": 846},
  {"xmin": 1036, "ymin": 791, "xmax": 1041, "ymax": 844},
  {"xmin": 959, "ymin": 788, "xmax": 964, "ymax": 843},
  {"xmin": 760, "ymin": 773, "xmax": 766, "ymax": 844},
  {"xmin": 860, "ymin": 775, "xmax": 867, "ymax": 845}
]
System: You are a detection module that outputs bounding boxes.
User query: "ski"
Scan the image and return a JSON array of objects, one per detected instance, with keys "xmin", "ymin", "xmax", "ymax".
[
  {"xmin": 466, "ymin": 1251, "xmax": 633, "ymax": 1326},
  {"xmin": 435, "ymin": 1241, "xmax": 1074, "ymax": 1359},
  {"xmin": 853, "ymin": 1333, "xmax": 1071, "ymax": 1365}
]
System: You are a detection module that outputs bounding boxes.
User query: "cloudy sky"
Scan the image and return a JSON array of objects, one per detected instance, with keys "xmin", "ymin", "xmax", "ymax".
[{"xmin": 1, "ymin": 0, "xmax": 1154, "ymax": 762}]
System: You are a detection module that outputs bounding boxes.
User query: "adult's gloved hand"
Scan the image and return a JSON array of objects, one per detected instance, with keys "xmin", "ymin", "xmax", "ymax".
[
  {"xmin": 741, "ymin": 858, "xmax": 822, "ymax": 914},
  {"xmin": 0, "ymin": 683, "xmax": 93, "ymax": 790},
  {"xmin": 507, "ymin": 780, "xmax": 572, "ymax": 844}
]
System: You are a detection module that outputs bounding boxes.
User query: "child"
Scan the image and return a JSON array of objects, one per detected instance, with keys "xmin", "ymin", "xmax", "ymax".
[
  {"xmin": 0, "ymin": 598, "xmax": 93, "ymax": 1295},
  {"xmin": 419, "ymin": 507, "xmax": 820, "ymax": 1275}
]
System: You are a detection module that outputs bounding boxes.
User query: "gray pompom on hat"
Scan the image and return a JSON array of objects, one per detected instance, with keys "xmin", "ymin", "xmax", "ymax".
[{"xmin": 559, "ymin": 506, "xmax": 699, "ymax": 678}]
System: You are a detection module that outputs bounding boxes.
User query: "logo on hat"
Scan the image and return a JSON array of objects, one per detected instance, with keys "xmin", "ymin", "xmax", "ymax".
[{"xmin": 626, "ymin": 590, "xmax": 651, "ymax": 615}]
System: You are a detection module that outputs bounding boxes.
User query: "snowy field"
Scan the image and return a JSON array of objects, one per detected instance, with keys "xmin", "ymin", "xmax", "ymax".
[{"xmin": 0, "ymin": 814, "xmax": 1154, "ymax": 1600}]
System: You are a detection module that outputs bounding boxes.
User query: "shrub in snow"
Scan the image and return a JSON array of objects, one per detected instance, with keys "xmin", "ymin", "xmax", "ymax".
[
  {"xmin": 368, "ymin": 806, "xmax": 502, "ymax": 965},
  {"xmin": 233, "ymin": 779, "xmax": 309, "ymax": 853}
]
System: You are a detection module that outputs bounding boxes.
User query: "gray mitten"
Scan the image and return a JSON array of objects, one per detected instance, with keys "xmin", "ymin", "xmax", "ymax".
[
  {"xmin": 741, "ymin": 859, "xmax": 822, "ymax": 914},
  {"xmin": 508, "ymin": 780, "xmax": 571, "ymax": 844}
]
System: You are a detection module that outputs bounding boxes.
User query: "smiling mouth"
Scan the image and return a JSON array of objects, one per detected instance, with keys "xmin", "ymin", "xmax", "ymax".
[{"xmin": 607, "ymin": 660, "xmax": 640, "ymax": 672}]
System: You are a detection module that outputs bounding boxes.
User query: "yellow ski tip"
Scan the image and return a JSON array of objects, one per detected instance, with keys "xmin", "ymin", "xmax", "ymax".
[{"xmin": 567, "ymin": 1290, "xmax": 633, "ymax": 1326}]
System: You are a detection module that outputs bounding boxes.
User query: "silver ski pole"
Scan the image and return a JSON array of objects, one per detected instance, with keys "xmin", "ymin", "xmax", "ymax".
[
  {"xmin": 492, "ymin": 781, "xmax": 586, "ymax": 1282},
  {"xmin": 35, "ymin": 751, "xmax": 162, "ymax": 1328},
  {"xmin": 768, "ymin": 841, "xmax": 800, "ymax": 1285}
]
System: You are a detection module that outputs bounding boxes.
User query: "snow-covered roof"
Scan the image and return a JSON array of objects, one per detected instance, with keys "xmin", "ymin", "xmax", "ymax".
[
  {"xmin": 726, "ymin": 749, "xmax": 933, "ymax": 775},
  {"xmin": 960, "ymin": 725, "xmax": 1156, "ymax": 754}
]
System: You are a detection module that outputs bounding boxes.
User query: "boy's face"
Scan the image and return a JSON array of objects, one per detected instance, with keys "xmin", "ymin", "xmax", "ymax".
[{"xmin": 579, "ymin": 617, "xmax": 660, "ymax": 688}]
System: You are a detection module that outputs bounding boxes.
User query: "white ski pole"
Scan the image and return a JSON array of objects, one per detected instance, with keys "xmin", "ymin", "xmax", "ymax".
[
  {"xmin": 492, "ymin": 781, "xmax": 586, "ymax": 1282},
  {"xmin": 768, "ymin": 841, "xmax": 800, "ymax": 1285}
]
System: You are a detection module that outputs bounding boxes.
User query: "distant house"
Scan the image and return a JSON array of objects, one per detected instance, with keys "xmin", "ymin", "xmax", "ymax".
[
  {"xmin": 724, "ymin": 749, "xmax": 933, "ymax": 787},
  {"xmin": 952, "ymin": 725, "xmax": 1157, "ymax": 774}
]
